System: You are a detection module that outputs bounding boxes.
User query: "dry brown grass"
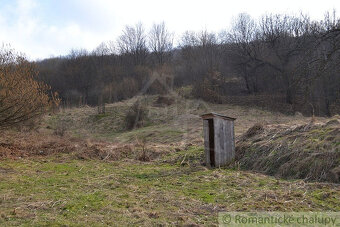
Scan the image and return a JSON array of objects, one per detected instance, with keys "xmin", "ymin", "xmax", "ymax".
[
  {"xmin": 44, "ymin": 95, "xmax": 320, "ymax": 147},
  {"xmin": 0, "ymin": 131, "xmax": 165, "ymax": 162},
  {"xmin": 236, "ymin": 116, "xmax": 340, "ymax": 183},
  {"xmin": 153, "ymin": 95, "xmax": 175, "ymax": 107},
  {"xmin": 2, "ymin": 95, "xmax": 337, "ymax": 181},
  {"xmin": 242, "ymin": 122, "xmax": 265, "ymax": 139},
  {"xmin": 0, "ymin": 131, "xmax": 75, "ymax": 159}
]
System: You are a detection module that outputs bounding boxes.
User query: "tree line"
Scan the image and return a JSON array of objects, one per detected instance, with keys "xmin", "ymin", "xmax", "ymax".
[{"xmin": 37, "ymin": 12, "xmax": 340, "ymax": 116}]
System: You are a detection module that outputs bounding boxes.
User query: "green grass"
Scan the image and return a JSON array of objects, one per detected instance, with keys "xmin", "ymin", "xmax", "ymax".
[
  {"xmin": 5, "ymin": 96, "xmax": 338, "ymax": 225},
  {"xmin": 1, "ymin": 150, "xmax": 339, "ymax": 226}
]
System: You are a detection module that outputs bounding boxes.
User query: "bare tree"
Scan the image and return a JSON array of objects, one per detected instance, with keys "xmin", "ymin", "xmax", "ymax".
[
  {"xmin": 257, "ymin": 13, "xmax": 312, "ymax": 104},
  {"xmin": 197, "ymin": 30, "xmax": 220, "ymax": 72},
  {"xmin": 148, "ymin": 22, "xmax": 173, "ymax": 65},
  {"xmin": 35, "ymin": 12, "xmax": 339, "ymax": 116},
  {"xmin": 117, "ymin": 23, "xmax": 148, "ymax": 65},
  {"xmin": 180, "ymin": 31, "xmax": 199, "ymax": 47},
  {"xmin": 304, "ymin": 10, "xmax": 340, "ymax": 115},
  {"xmin": 227, "ymin": 13, "xmax": 262, "ymax": 93},
  {"xmin": 93, "ymin": 42, "xmax": 111, "ymax": 56},
  {"xmin": 179, "ymin": 30, "xmax": 221, "ymax": 78},
  {"xmin": 92, "ymin": 42, "xmax": 113, "ymax": 113}
]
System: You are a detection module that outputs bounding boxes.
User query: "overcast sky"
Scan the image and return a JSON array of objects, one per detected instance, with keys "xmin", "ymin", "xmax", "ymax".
[{"xmin": 0, "ymin": 0, "xmax": 339, "ymax": 60}]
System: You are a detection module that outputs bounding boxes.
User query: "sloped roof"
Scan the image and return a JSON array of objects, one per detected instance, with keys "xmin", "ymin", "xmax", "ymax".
[{"xmin": 201, "ymin": 112, "xmax": 236, "ymax": 121}]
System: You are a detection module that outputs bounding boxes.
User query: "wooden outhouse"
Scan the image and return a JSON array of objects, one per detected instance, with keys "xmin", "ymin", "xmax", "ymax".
[{"xmin": 201, "ymin": 113, "xmax": 236, "ymax": 168}]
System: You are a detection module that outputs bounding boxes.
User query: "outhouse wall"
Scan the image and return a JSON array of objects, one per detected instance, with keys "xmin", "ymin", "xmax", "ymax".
[
  {"xmin": 203, "ymin": 119, "xmax": 212, "ymax": 166},
  {"xmin": 213, "ymin": 117, "xmax": 235, "ymax": 167},
  {"xmin": 203, "ymin": 116, "xmax": 235, "ymax": 167}
]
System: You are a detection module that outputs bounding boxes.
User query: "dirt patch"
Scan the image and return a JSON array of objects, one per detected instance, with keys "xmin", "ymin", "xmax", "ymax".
[{"xmin": 236, "ymin": 117, "xmax": 340, "ymax": 183}]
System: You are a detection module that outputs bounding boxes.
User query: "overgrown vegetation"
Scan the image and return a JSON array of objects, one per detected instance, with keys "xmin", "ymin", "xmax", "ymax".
[
  {"xmin": 236, "ymin": 116, "xmax": 340, "ymax": 183},
  {"xmin": 37, "ymin": 12, "xmax": 340, "ymax": 116},
  {"xmin": 0, "ymin": 95, "xmax": 339, "ymax": 226},
  {"xmin": 124, "ymin": 100, "xmax": 149, "ymax": 130},
  {"xmin": 0, "ymin": 46, "xmax": 58, "ymax": 129},
  {"xmin": 1, "ymin": 3, "xmax": 339, "ymax": 226}
]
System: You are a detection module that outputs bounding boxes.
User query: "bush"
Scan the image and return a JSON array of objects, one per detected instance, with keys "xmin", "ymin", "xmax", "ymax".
[
  {"xmin": 0, "ymin": 46, "xmax": 58, "ymax": 129},
  {"xmin": 135, "ymin": 136, "xmax": 150, "ymax": 162},
  {"xmin": 192, "ymin": 80, "xmax": 222, "ymax": 103},
  {"xmin": 153, "ymin": 95, "xmax": 174, "ymax": 107},
  {"xmin": 124, "ymin": 100, "xmax": 149, "ymax": 130},
  {"xmin": 54, "ymin": 121, "xmax": 67, "ymax": 137},
  {"xmin": 192, "ymin": 71, "xmax": 223, "ymax": 103},
  {"xmin": 176, "ymin": 86, "xmax": 193, "ymax": 99}
]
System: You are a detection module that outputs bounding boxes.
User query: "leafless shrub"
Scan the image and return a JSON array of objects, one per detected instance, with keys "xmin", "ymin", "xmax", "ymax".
[
  {"xmin": 0, "ymin": 45, "xmax": 59, "ymax": 129},
  {"xmin": 54, "ymin": 121, "xmax": 67, "ymax": 137},
  {"xmin": 135, "ymin": 136, "xmax": 150, "ymax": 162},
  {"xmin": 124, "ymin": 100, "xmax": 149, "ymax": 130},
  {"xmin": 192, "ymin": 71, "xmax": 224, "ymax": 103},
  {"xmin": 153, "ymin": 95, "xmax": 174, "ymax": 107}
]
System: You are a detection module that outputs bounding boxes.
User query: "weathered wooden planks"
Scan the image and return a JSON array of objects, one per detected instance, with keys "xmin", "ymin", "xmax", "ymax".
[
  {"xmin": 202, "ymin": 113, "xmax": 236, "ymax": 168},
  {"xmin": 203, "ymin": 119, "xmax": 211, "ymax": 167}
]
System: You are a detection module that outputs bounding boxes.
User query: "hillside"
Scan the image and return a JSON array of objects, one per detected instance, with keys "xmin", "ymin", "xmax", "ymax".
[
  {"xmin": 45, "ymin": 95, "xmax": 314, "ymax": 144},
  {"xmin": 0, "ymin": 95, "xmax": 339, "ymax": 225}
]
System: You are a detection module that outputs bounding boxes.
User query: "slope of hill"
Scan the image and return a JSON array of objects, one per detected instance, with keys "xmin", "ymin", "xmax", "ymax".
[
  {"xmin": 45, "ymin": 95, "xmax": 314, "ymax": 144},
  {"xmin": 0, "ymin": 95, "xmax": 339, "ymax": 225}
]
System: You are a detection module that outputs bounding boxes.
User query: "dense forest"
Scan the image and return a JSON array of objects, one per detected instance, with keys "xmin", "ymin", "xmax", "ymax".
[{"xmin": 37, "ymin": 12, "xmax": 340, "ymax": 116}]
